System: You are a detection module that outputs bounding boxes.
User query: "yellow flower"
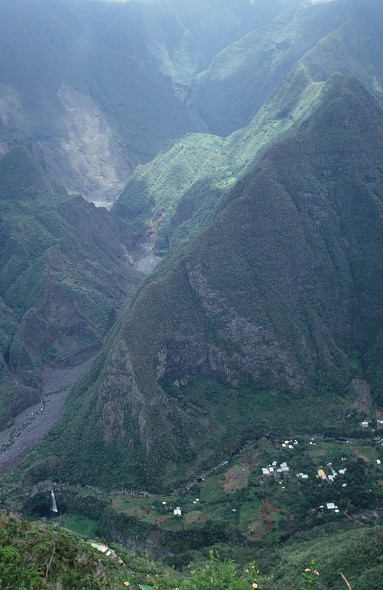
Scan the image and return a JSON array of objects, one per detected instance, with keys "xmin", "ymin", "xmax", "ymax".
[
  {"xmin": 123, "ymin": 583, "xmax": 130, "ymax": 588},
  {"xmin": 252, "ymin": 584, "xmax": 258, "ymax": 589},
  {"xmin": 305, "ymin": 568, "xmax": 311, "ymax": 573}
]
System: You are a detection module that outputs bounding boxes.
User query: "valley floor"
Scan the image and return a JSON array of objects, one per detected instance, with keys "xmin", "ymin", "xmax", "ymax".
[{"xmin": 0, "ymin": 355, "xmax": 97, "ymax": 475}]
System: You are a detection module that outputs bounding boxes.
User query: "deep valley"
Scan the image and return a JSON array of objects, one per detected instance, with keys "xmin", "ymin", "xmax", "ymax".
[{"xmin": 1, "ymin": 1, "xmax": 383, "ymax": 589}]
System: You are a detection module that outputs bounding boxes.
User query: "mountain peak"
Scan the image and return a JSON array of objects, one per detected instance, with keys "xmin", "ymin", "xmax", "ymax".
[{"xmin": 304, "ymin": 74, "xmax": 383, "ymax": 135}]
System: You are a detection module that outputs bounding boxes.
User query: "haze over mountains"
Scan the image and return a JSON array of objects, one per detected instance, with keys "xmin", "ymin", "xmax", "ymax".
[
  {"xmin": 3, "ymin": 0, "xmax": 383, "ymax": 199},
  {"xmin": 1, "ymin": 1, "xmax": 383, "ymax": 585},
  {"xmin": 39, "ymin": 74, "xmax": 383, "ymax": 491},
  {"xmin": 0, "ymin": 0, "xmax": 381, "ymax": 460},
  {"xmin": 0, "ymin": 147, "xmax": 142, "ymax": 429}
]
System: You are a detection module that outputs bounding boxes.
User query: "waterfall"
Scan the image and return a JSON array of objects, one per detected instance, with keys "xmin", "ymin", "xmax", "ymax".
[{"xmin": 50, "ymin": 490, "xmax": 58, "ymax": 513}]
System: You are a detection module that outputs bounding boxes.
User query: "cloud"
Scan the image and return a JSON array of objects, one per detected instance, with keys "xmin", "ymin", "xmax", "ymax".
[
  {"xmin": 81, "ymin": 0, "xmax": 131, "ymax": 3},
  {"xmin": 89, "ymin": 0, "xmax": 162, "ymax": 3},
  {"xmin": 88, "ymin": 0, "xmax": 158, "ymax": 2},
  {"xmin": 303, "ymin": 0, "xmax": 337, "ymax": 4}
]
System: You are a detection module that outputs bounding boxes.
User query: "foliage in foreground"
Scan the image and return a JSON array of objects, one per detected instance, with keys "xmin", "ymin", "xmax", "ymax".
[
  {"xmin": 1, "ymin": 509, "xmax": 377, "ymax": 590},
  {"xmin": 124, "ymin": 554, "xmax": 261, "ymax": 590},
  {"xmin": 0, "ymin": 510, "xmax": 159, "ymax": 590}
]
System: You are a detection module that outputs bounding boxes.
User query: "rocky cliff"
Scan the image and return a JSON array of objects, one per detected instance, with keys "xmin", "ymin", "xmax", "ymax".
[
  {"xmin": 0, "ymin": 148, "xmax": 142, "ymax": 428},
  {"xmin": 38, "ymin": 76, "xmax": 383, "ymax": 491}
]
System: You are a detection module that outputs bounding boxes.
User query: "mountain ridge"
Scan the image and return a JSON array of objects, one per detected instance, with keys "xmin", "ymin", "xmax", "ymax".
[
  {"xmin": 31, "ymin": 74, "xmax": 383, "ymax": 491},
  {"xmin": 0, "ymin": 148, "xmax": 143, "ymax": 429},
  {"xmin": 113, "ymin": 59, "xmax": 326, "ymax": 255}
]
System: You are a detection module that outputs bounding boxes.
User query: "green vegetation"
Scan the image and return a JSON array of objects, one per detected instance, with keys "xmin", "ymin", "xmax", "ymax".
[
  {"xmin": 267, "ymin": 527, "xmax": 383, "ymax": 590},
  {"xmin": 113, "ymin": 133, "xmax": 229, "ymax": 252},
  {"xmin": 60, "ymin": 514, "xmax": 98, "ymax": 539},
  {"xmin": 190, "ymin": 0, "xmax": 383, "ymax": 135},
  {"xmin": 1, "ymin": 510, "xmax": 381, "ymax": 589},
  {"xmin": 17, "ymin": 74, "xmax": 383, "ymax": 494},
  {"xmin": 0, "ymin": 148, "xmax": 141, "ymax": 425},
  {"xmin": 112, "ymin": 0, "xmax": 383, "ymax": 257},
  {"xmin": 0, "ymin": 510, "xmax": 351, "ymax": 590},
  {"xmin": 190, "ymin": 0, "xmax": 343, "ymax": 135},
  {"xmin": 114, "ymin": 61, "xmax": 326, "ymax": 254},
  {"xmin": 2, "ymin": 518, "xmax": 382, "ymax": 590},
  {"xmin": 2, "ymin": 432, "xmax": 383, "ymax": 588},
  {"xmin": 4, "ymin": 3, "xmax": 383, "ymax": 587},
  {"xmin": 75, "ymin": 0, "xmax": 295, "ymax": 90},
  {"xmin": 0, "ymin": 0, "xmax": 200, "ymax": 195},
  {"xmin": 2, "ymin": 0, "xmax": 383, "ymax": 197},
  {"xmin": 5, "ymin": 430, "xmax": 383, "ymax": 553},
  {"xmin": 0, "ymin": 509, "xmax": 171, "ymax": 590}
]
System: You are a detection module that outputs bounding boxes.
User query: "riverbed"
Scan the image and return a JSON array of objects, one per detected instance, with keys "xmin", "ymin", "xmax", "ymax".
[{"xmin": 0, "ymin": 356, "xmax": 97, "ymax": 476}]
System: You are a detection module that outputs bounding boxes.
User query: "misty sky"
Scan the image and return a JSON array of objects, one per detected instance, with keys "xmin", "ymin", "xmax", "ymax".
[{"xmin": 91, "ymin": 0, "xmax": 339, "ymax": 3}]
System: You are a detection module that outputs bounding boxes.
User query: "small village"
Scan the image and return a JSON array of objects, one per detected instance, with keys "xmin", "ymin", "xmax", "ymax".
[
  {"xmin": 258, "ymin": 435, "xmax": 383, "ymax": 516},
  {"xmin": 81, "ymin": 432, "xmax": 383, "ymax": 545}
]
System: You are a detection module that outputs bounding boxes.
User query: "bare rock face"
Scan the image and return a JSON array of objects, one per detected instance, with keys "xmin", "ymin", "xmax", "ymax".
[
  {"xmin": 0, "ymin": 148, "xmax": 144, "ymax": 429},
  {"xmin": 182, "ymin": 265, "xmax": 308, "ymax": 392},
  {"xmin": 39, "ymin": 76, "xmax": 383, "ymax": 491},
  {"xmin": 0, "ymin": 83, "xmax": 132, "ymax": 198},
  {"xmin": 0, "ymin": 84, "xmax": 31, "ymax": 138},
  {"xmin": 97, "ymin": 339, "xmax": 147, "ymax": 447},
  {"xmin": 34, "ymin": 85, "xmax": 133, "ymax": 197}
]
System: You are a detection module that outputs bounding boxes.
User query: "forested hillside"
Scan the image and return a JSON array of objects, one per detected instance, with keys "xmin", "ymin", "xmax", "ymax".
[
  {"xmin": 0, "ymin": 148, "xmax": 142, "ymax": 429},
  {"xmin": 1, "ymin": 2, "xmax": 383, "ymax": 588},
  {"xmin": 29, "ymin": 75, "xmax": 383, "ymax": 491}
]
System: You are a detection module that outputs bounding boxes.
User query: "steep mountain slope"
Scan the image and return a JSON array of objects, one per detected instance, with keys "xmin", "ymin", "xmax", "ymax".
[
  {"xmin": 89, "ymin": 0, "xmax": 297, "ymax": 88},
  {"xmin": 266, "ymin": 525, "xmax": 383, "ymax": 590},
  {"xmin": 1, "ymin": 506, "xmax": 382, "ymax": 590},
  {"xmin": 0, "ymin": 0, "xmax": 306, "ymax": 197},
  {"xmin": 114, "ymin": 0, "xmax": 383, "ymax": 259},
  {"xmin": 0, "ymin": 509, "xmax": 165, "ymax": 590},
  {"xmin": 0, "ymin": 0, "xmax": 200, "ymax": 196},
  {"xmin": 36, "ymin": 75, "xmax": 383, "ymax": 491},
  {"xmin": 2, "ymin": 0, "xmax": 382, "ymax": 203},
  {"xmin": 190, "ymin": 0, "xmax": 383, "ymax": 135},
  {"xmin": 301, "ymin": 0, "xmax": 383, "ymax": 92},
  {"xmin": 113, "ymin": 62, "xmax": 324, "ymax": 254},
  {"xmin": 190, "ymin": 0, "xmax": 347, "ymax": 135},
  {"xmin": 0, "ymin": 148, "xmax": 142, "ymax": 428}
]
